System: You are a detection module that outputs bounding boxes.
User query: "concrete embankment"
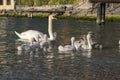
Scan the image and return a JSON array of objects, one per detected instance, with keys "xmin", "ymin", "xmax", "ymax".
[{"xmin": 1, "ymin": 4, "xmax": 120, "ymax": 21}]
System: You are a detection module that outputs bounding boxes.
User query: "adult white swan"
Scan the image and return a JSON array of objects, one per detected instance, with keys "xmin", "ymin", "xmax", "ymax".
[
  {"xmin": 58, "ymin": 37, "xmax": 76, "ymax": 52},
  {"xmin": 15, "ymin": 14, "xmax": 57, "ymax": 44},
  {"xmin": 15, "ymin": 30, "xmax": 44, "ymax": 44}
]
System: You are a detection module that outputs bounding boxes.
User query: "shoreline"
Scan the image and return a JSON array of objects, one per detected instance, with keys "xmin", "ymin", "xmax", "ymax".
[{"xmin": 0, "ymin": 13, "xmax": 120, "ymax": 21}]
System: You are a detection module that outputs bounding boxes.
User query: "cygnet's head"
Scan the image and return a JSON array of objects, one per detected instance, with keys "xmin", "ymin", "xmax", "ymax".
[
  {"xmin": 87, "ymin": 31, "xmax": 94, "ymax": 38},
  {"xmin": 88, "ymin": 31, "xmax": 94, "ymax": 35},
  {"xmin": 71, "ymin": 37, "xmax": 75, "ymax": 42}
]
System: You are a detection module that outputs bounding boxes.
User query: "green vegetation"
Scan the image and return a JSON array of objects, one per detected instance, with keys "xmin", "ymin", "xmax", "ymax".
[
  {"xmin": 1, "ymin": 13, "xmax": 120, "ymax": 22},
  {"xmin": 0, "ymin": 13, "xmax": 49, "ymax": 18},
  {"xmin": 0, "ymin": 14, "xmax": 28, "ymax": 17},
  {"xmin": 0, "ymin": 13, "xmax": 96, "ymax": 20},
  {"xmin": 106, "ymin": 16, "xmax": 120, "ymax": 21},
  {"xmin": 17, "ymin": 0, "xmax": 79, "ymax": 6}
]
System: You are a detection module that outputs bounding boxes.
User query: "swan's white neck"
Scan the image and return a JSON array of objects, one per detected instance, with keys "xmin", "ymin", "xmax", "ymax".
[{"xmin": 48, "ymin": 16, "xmax": 54, "ymax": 40}]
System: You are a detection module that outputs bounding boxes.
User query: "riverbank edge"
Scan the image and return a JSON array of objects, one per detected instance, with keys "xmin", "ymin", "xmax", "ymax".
[{"xmin": 0, "ymin": 13, "xmax": 120, "ymax": 21}]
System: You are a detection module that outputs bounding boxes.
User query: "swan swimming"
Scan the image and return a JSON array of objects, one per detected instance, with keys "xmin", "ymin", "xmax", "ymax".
[
  {"xmin": 58, "ymin": 37, "xmax": 76, "ymax": 52},
  {"xmin": 75, "ymin": 32, "xmax": 103, "ymax": 51},
  {"xmin": 74, "ymin": 35, "xmax": 87, "ymax": 51},
  {"xmin": 78, "ymin": 32, "xmax": 93, "ymax": 51},
  {"xmin": 15, "ymin": 30, "xmax": 44, "ymax": 44},
  {"xmin": 15, "ymin": 14, "xmax": 57, "ymax": 44}
]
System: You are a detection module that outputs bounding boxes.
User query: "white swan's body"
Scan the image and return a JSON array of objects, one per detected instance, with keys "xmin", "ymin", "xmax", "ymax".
[
  {"xmin": 58, "ymin": 37, "xmax": 76, "ymax": 52},
  {"xmin": 78, "ymin": 32, "xmax": 93, "ymax": 51},
  {"xmin": 15, "ymin": 30, "xmax": 44, "ymax": 43},
  {"xmin": 15, "ymin": 15, "xmax": 55, "ymax": 42},
  {"xmin": 15, "ymin": 14, "xmax": 58, "ymax": 52}
]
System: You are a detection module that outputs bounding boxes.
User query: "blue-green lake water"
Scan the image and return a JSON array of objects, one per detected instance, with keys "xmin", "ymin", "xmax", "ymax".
[{"xmin": 0, "ymin": 17, "xmax": 120, "ymax": 80}]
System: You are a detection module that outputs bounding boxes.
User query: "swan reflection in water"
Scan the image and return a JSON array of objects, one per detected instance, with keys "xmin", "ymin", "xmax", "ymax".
[
  {"xmin": 80, "ymin": 50, "xmax": 92, "ymax": 58},
  {"xmin": 17, "ymin": 44, "xmax": 39, "ymax": 58},
  {"xmin": 16, "ymin": 39, "xmax": 41, "ymax": 57}
]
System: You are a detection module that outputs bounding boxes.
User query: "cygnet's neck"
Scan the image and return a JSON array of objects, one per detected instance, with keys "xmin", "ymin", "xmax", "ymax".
[
  {"xmin": 86, "ymin": 34, "xmax": 92, "ymax": 49},
  {"xmin": 71, "ymin": 37, "xmax": 75, "ymax": 47},
  {"xmin": 44, "ymin": 35, "xmax": 48, "ymax": 42}
]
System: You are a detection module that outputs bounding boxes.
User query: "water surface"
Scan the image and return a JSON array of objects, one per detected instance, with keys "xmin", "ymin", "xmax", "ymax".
[{"xmin": 0, "ymin": 17, "xmax": 120, "ymax": 80}]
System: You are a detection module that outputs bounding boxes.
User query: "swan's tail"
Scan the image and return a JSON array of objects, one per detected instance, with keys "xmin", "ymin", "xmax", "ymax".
[{"xmin": 14, "ymin": 31, "xmax": 22, "ymax": 39}]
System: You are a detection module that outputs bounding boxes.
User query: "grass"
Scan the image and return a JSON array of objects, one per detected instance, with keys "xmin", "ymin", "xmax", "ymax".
[
  {"xmin": 106, "ymin": 16, "xmax": 120, "ymax": 21},
  {"xmin": 1, "ymin": 13, "xmax": 120, "ymax": 22}
]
